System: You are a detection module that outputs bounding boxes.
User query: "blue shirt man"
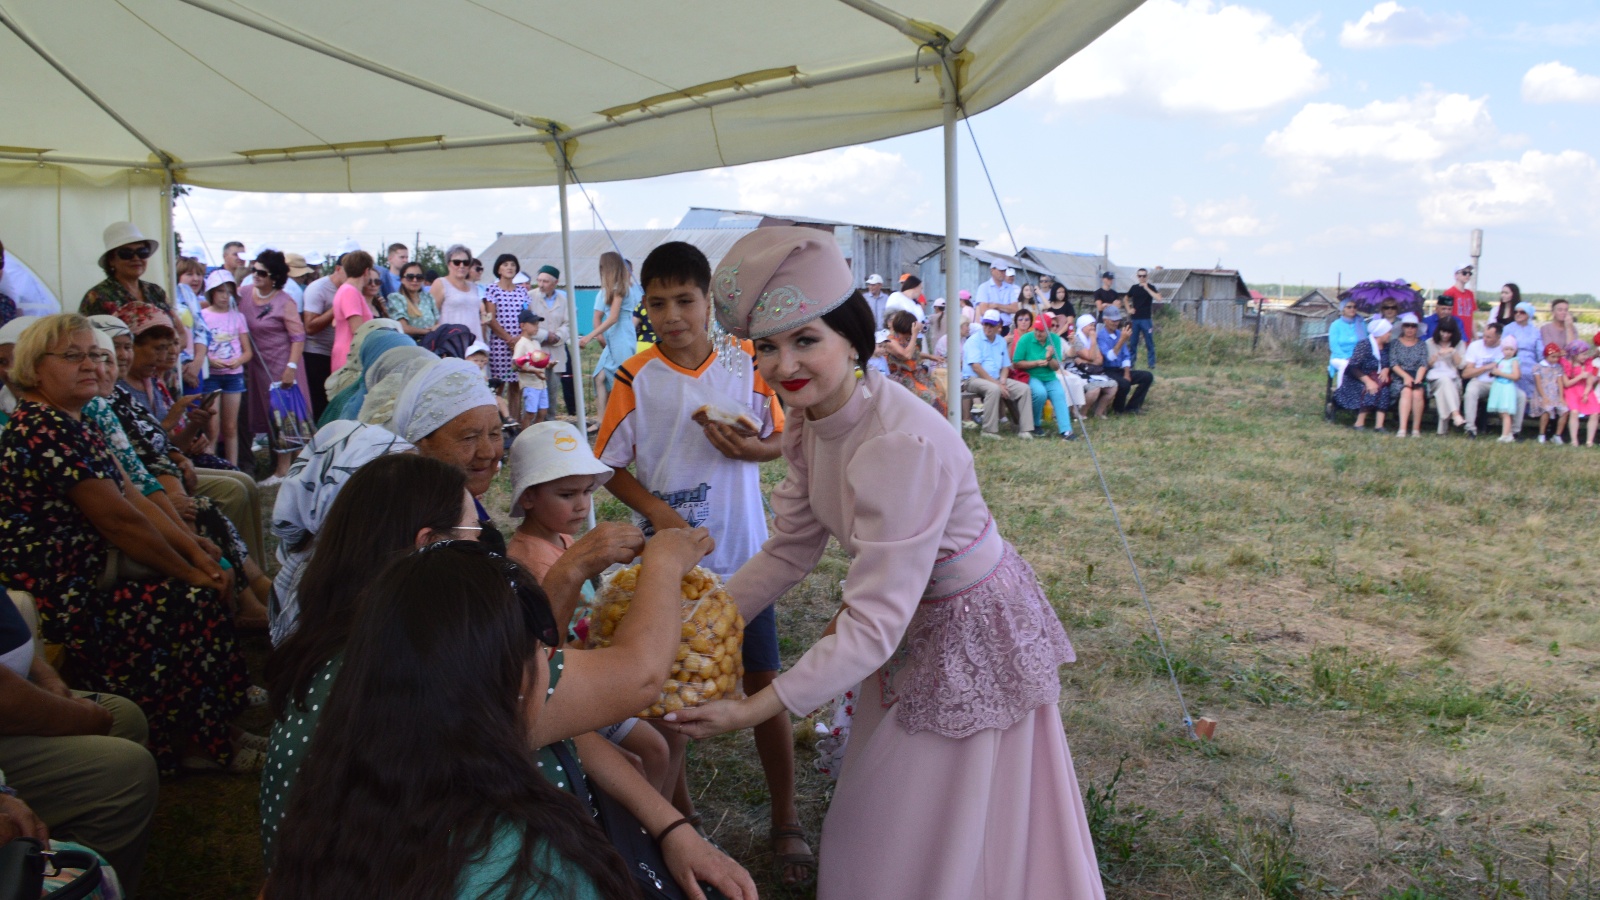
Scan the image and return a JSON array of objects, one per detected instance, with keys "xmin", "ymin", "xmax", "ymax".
[
  {"xmin": 1420, "ymin": 297, "xmax": 1453, "ymax": 341},
  {"xmin": 962, "ymin": 319, "xmax": 1010, "ymax": 380}
]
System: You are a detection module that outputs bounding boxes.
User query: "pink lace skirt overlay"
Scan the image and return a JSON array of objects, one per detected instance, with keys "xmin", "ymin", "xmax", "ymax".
[{"xmin": 881, "ymin": 529, "xmax": 1076, "ymax": 740}]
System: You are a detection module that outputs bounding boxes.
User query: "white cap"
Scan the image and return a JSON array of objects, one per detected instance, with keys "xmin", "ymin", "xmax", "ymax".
[
  {"xmin": 874, "ymin": 329, "xmax": 891, "ymax": 343},
  {"xmin": 932, "ymin": 297, "xmax": 946, "ymax": 308},
  {"xmin": 464, "ymin": 340, "xmax": 490, "ymax": 358},
  {"xmin": 866, "ymin": 273, "xmax": 884, "ymax": 285},
  {"xmin": 1004, "ymin": 268, "xmax": 1016, "ymax": 277},
  {"xmin": 508, "ymin": 422, "xmax": 614, "ymax": 516},
  {"xmin": 303, "ymin": 251, "xmax": 326, "ymax": 267},
  {"xmin": 512, "ymin": 271, "xmax": 530, "ymax": 285},
  {"xmin": 203, "ymin": 269, "xmax": 236, "ymax": 295},
  {"xmin": 336, "ymin": 239, "xmax": 362, "ymax": 257},
  {"xmin": 980, "ymin": 310, "xmax": 1002, "ymax": 325},
  {"xmin": 1398, "ymin": 312, "xmax": 1420, "ymax": 325}
]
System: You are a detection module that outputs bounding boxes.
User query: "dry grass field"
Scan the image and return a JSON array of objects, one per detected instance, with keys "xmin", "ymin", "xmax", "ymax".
[{"xmin": 143, "ymin": 319, "xmax": 1600, "ymax": 898}]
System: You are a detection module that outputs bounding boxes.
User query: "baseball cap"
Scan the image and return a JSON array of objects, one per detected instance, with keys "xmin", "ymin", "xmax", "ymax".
[
  {"xmin": 1102, "ymin": 272, "xmax": 1114, "ymax": 280},
  {"xmin": 866, "ymin": 274, "xmax": 884, "ymax": 285},
  {"xmin": 932, "ymin": 297, "xmax": 946, "ymax": 308},
  {"xmin": 958, "ymin": 290, "xmax": 971, "ymax": 301},
  {"xmin": 507, "ymin": 422, "xmax": 613, "ymax": 517},
  {"xmin": 464, "ymin": 340, "xmax": 490, "ymax": 357},
  {"xmin": 980, "ymin": 310, "xmax": 1002, "ymax": 325},
  {"xmin": 1003, "ymin": 268, "xmax": 1016, "ymax": 277},
  {"xmin": 518, "ymin": 309, "xmax": 544, "ymax": 325},
  {"xmin": 512, "ymin": 271, "xmax": 531, "ymax": 285},
  {"xmin": 1102, "ymin": 306, "xmax": 1126, "ymax": 321},
  {"xmin": 874, "ymin": 329, "xmax": 891, "ymax": 343}
]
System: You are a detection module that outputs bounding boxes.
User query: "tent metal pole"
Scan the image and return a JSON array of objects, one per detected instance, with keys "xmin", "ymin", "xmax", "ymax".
[
  {"xmin": 951, "ymin": 0, "xmax": 1010, "ymax": 53},
  {"xmin": 940, "ymin": 60, "xmax": 961, "ymax": 430},
  {"xmin": 554, "ymin": 148, "xmax": 594, "ymax": 529}
]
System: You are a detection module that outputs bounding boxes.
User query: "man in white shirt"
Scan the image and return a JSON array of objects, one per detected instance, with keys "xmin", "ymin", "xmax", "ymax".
[
  {"xmin": 975, "ymin": 263, "xmax": 1021, "ymax": 332},
  {"xmin": 1460, "ymin": 321, "xmax": 1505, "ymax": 439},
  {"xmin": 863, "ymin": 273, "xmax": 889, "ymax": 328}
]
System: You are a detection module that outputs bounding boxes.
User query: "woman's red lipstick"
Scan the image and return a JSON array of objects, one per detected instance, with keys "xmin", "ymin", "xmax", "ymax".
[{"xmin": 779, "ymin": 379, "xmax": 810, "ymax": 392}]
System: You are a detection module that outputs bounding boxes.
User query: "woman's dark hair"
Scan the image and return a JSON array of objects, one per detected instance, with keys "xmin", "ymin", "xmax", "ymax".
[
  {"xmin": 266, "ymin": 546, "xmax": 636, "ymax": 900},
  {"xmin": 901, "ymin": 275, "xmax": 922, "ymax": 291},
  {"xmin": 887, "ymin": 309, "xmax": 916, "ymax": 336},
  {"xmin": 819, "ymin": 291, "xmax": 878, "ymax": 368},
  {"xmin": 1049, "ymin": 283, "xmax": 1076, "ymax": 319},
  {"xmin": 493, "ymin": 254, "xmax": 521, "ymax": 279},
  {"xmin": 1013, "ymin": 308, "xmax": 1034, "ymax": 332},
  {"xmin": 640, "ymin": 241, "xmax": 711, "ymax": 294},
  {"xmin": 1432, "ymin": 316, "xmax": 1461, "ymax": 347},
  {"xmin": 266, "ymin": 454, "xmax": 467, "ymax": 720},
  {"xmin": 1503, "ymin": 283, "xmax": 1522, "ymax": 309},
  {"xmin": 256, "ymin": 249, "xmax": 290, "ymax": 290}
]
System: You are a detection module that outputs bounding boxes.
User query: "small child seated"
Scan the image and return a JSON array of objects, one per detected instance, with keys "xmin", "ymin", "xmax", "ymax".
[
  {"xmin": 513, "ymin": 308, "xmax": 551, "ymax": 429},
  {"xmin": 506, "ymin": 421, "xmax": 672, "ymax": 796}
]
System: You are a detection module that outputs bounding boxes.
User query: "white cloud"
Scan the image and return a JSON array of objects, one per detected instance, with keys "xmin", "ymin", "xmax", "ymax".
[
  {"xmin": 1419, "ymin": 150, "xmax": 1600, "ymax": 230},
  {"xmin": 1522, "ymin": 62, "xmax": 1600, "ymax": 104},
  {"xmin": 1263, "ymin": 91, "xmax": 1493, "ymax": 192},
  {"xmin": 1339, "ymin": 3, "xmax": 1468, "ymax": 49},
  {"xmin": 1028, "ymin": 0, "xmax": 1324, "ymax": 118},
  {"xmin": 707, "ymin": 145, "xmax": 921, "ymax": 220},
  {"xmin": 1174, "ymin": 196, "xmax": 1273, "ymax": 237}
]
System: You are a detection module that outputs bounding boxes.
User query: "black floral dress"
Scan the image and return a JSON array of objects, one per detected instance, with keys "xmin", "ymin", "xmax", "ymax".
[
  {"xmin": 0, "ymin": 401, "xmax": 249, "ymax": 771},
  {"xmin": 1333, "ymin": 339, "xmax": 1394, "ymax": 412}
]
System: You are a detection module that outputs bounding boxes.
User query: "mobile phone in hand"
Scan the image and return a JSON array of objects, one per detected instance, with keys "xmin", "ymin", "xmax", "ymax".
[{"xmin": 200, "ymin": 389, "xmax": 223, "ymax": 408}]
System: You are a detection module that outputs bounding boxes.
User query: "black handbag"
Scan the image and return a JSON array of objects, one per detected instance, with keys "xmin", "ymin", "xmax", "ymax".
[
  {"xmin": 548, "ymin": 741, "xmax": 726, "ymax": 900},
  {"xmin": 0, "ymin": 839, "xmax": 102, "ymax": 900}
]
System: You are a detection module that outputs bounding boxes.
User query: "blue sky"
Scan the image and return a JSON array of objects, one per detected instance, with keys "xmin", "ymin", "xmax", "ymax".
[{"xmin": 184, "ymin": 0, "xmax": 1600, "ymax": 295}]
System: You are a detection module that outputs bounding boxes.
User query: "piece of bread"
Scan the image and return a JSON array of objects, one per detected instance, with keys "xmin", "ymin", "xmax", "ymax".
[{"xmin": 692, "ymin": 404, "xmax": 760, "ymax": 435}]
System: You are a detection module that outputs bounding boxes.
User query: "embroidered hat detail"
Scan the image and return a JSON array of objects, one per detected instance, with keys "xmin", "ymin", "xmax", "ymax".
[{"xmin": 711, "ymin": 226, "xmax": 856, "ymax": 341}]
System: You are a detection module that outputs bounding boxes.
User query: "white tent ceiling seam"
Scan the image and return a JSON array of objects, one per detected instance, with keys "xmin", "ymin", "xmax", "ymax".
[{"xmin": 0, "ymin": 0, "xmax": 1142, "ymax": 192}]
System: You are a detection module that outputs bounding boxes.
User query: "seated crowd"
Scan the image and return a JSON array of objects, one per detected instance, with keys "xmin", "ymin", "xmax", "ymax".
[
  {"xmin": 865, "ymin": 266, "xmax": 1157, "ymax": 440},
  {"xmin": 1330, "ymin": 286, "xmax": 1596, "ymax": 444}
]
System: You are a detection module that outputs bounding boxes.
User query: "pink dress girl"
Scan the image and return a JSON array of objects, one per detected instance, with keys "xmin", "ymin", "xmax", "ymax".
[
  {"xmin": 676, "ymin": 226, "xmax": 1103, "ymax": 900},
  {"xmin": 1562, "ymin": 345, "xmax": 1600, "ymax": 418}
]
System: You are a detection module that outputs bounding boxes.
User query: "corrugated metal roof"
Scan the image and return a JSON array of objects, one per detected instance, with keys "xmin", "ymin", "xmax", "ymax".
[
  {"xmin": 478, "ymin": 228, "xmax": 754, "ymax": 288},
  {"xmin": 1019, "ymin": 246, "xmax": 1135, "ymax": 292}
]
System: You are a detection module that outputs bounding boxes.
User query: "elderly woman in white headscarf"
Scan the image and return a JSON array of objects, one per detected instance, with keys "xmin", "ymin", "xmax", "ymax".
[
  {"xmin": 268, "ymin": 356, "xmax": 505, "ymax": 643},
  {"xmin": 1333, "ymin": 318, "xmax": 1395, "ymax": 430}
]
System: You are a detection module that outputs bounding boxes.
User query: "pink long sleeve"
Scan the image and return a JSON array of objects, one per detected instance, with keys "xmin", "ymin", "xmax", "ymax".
[
  {"xmin": 725, "ymin": 428, "xmax": 830, "ymax": 621},
  {"xmin": 772, "ymin": 431, "xmax": 958, "ymax": 717}
]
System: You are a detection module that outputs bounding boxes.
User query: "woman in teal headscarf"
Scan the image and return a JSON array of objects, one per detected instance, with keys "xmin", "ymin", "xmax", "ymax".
[{"xmin": 318, "ymin": 329, "xmax": 416, "ymax": 425}]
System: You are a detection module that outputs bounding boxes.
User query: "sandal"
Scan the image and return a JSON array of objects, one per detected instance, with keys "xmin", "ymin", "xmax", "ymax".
[{"xmin": 770, "ymin": 824, "xmax": 817, "ymax": 887}]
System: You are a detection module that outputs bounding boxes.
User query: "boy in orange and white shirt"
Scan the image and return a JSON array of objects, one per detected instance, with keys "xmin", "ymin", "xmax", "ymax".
[{"xmin": 596, "ymin": 241, "xmax": 813, "ymax": 882}]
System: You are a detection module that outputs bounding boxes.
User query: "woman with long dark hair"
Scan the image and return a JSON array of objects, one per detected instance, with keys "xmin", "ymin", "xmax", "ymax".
[
  {"xmin": 262, "ymin": 454, "xmax": 755, "ymax": 897},
  {"xmin": 266, "ymin": 542, "xmax": 639, "ymax": 900}
]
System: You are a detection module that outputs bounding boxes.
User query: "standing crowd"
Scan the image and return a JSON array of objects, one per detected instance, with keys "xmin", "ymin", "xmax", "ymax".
[
  {"xmin": 0, "ymin": 222, "xmax": 1113, "ymax": 899},
  {"xmin": 1330, "ymin": 265, "xmax": 1597, "ymax": 444}
]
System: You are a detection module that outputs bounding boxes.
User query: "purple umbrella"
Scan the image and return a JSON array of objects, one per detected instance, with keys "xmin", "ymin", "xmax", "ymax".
[{"xmin": 1339, "ymin": 279, "xmax": 1426, "ymax": 315}]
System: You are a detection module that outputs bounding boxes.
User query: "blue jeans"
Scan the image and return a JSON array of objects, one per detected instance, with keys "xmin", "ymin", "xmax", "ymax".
[
  {"xmin": 1129, "ymin": 318, "xmax": 1155, "ymax": 368},
  {"xmin": 1028, "ymin": 377, "xmax": 1072, "ymax": 435}
]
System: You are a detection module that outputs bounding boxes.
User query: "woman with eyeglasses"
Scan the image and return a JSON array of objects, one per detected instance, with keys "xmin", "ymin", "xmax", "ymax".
[
  {"xmin": 242, "ymin": 250, "xmax": 311, "ymax": 486},
  {"xmin": 0, "ymin": 314, "xmax": 255, "ymax": 774},
  {"xmin": 79, "ymin": 222, "xmax": 190, "ymax": 356},
  {"xmin": 262, "ymin": 456, "xmax": 754, "ymax": 898},
  {"xmin": 383, "ymin": 261, "xmax": 438, "ymax": 337},
  {"xmin": 435, "ymin": 243, "xmax": 486, "ymax": 344}
]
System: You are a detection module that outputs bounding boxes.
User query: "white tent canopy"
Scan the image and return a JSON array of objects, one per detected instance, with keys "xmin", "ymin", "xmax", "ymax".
[
  {"xmin": 2, "ymin": 0, "xmax": 1142, "ymax": 430},
  {"xmin": 2, "ymin": 0, "xmax": 1138, "ymax": 192}
]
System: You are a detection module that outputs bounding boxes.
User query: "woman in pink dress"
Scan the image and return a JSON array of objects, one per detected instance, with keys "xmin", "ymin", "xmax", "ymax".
[
  {"xmin": 241, "ymin": 250, "xmax": 310, "ymax": 485},
  {"xmin": 666, "ymin": 227, "xmax": 1102, "ymax": 900}
]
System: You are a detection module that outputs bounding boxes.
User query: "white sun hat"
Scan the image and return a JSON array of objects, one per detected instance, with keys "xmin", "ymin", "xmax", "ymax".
[{"xmin": 508, "ymin": 421, "xmax": 614, "ymax": 516}]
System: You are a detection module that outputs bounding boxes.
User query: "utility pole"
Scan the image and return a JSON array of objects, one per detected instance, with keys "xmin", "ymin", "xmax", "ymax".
[{"xmin": 1469, "ymin": 229, "xmax": 1483, "ymax": 296}]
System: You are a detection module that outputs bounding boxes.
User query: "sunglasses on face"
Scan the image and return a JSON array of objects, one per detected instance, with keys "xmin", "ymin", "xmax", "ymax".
[
  {"xmin": 114, "ymin": 245, "xmax": 153, "ymax": 261},
  {"xmin": 402, "ymin": 273, "xmax": 423, "ymax": 281},
  {"xmin": 450, "ymin": 258, "xmax": 470, "ymax": 267},
  {"xmin": 252, "ymin": 268, "xmax": 271, "ymax": 278},
  {"xmin": 420, "ymin": 541, "xmax": 560, "ymax": 648}
]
